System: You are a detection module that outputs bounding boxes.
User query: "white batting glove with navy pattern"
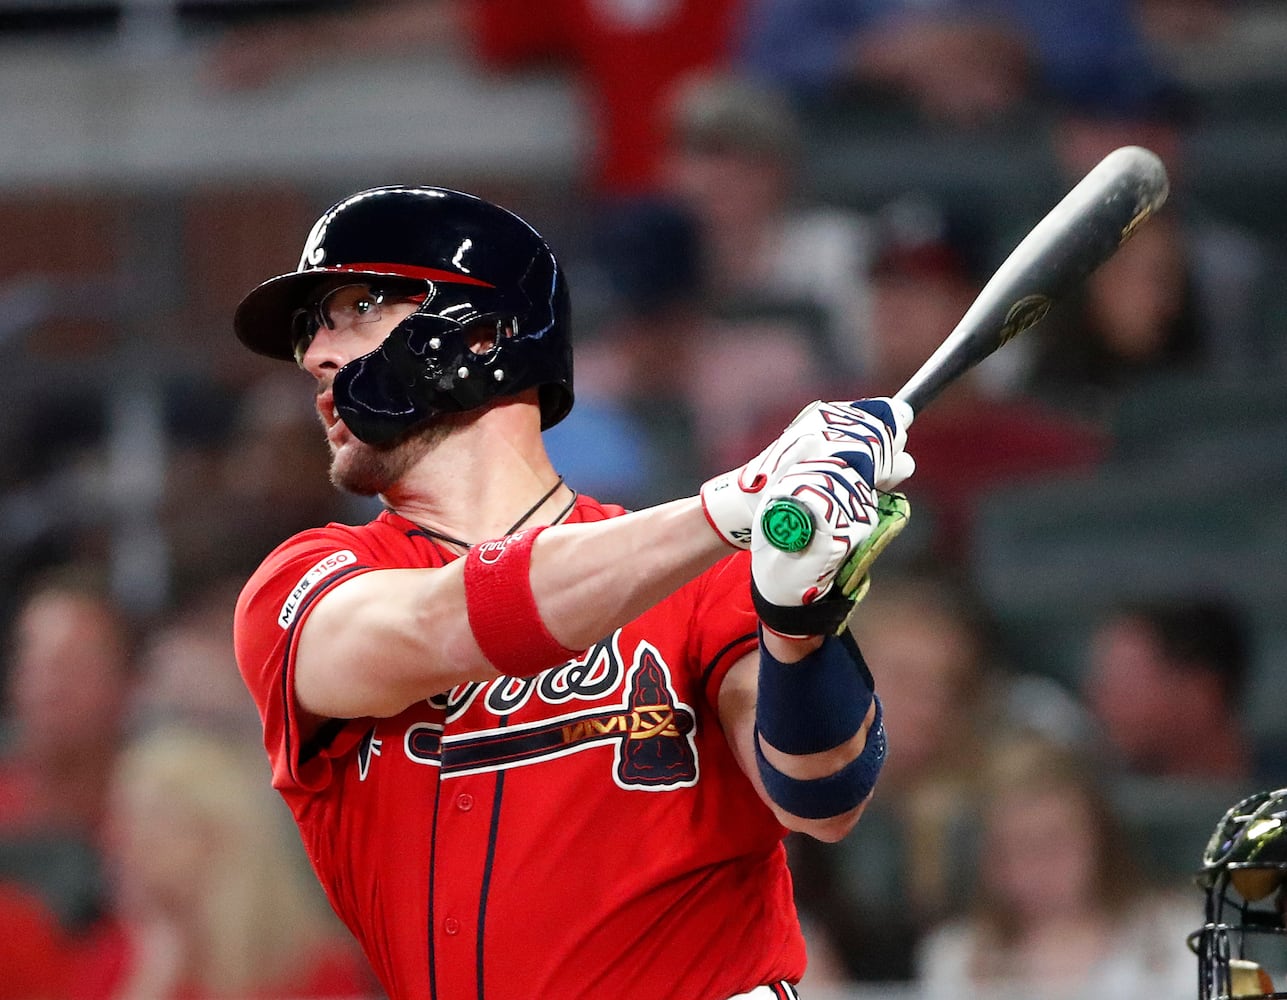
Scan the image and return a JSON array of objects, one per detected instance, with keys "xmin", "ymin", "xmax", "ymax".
[
  {"xmin": 750, "ymin": 457, "xmax": 878, "ymax": 613},
  {"xmin": 700, "ymin": 398, "xmax": 914, "ymax": 549},
  {"xmin": 749, "ymin": 399, "xmax": 915, "ymax": 636}
]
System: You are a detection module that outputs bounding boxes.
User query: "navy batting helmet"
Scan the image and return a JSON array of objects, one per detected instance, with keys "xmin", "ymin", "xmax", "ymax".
[{"xmin": 234, "ymin": 185, "xmax": 573, "ymax": 445}]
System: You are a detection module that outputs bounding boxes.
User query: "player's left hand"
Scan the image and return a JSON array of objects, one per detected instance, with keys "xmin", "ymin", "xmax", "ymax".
[
  {"xmin": 749, "ymin": 461, "xmax": 876, "ymax": 637},
  {"xmin": 701, "ymin": 397, "xmax": 914, "ymax": 549}
]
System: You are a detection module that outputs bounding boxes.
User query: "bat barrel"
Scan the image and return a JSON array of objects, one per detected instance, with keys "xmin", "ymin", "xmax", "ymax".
[{"xmin": 895, "ymin": 145, "xmax": 1169, "ymax": 415}]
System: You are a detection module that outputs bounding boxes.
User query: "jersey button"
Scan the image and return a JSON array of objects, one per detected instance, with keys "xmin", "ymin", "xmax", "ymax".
[
  {"xmin": 444, "ymin": 917, "xmax": 460, "ymax": 936},
  {"xmin": 456, "ymin": 793, "xmax": 474, "ymax": 811}
]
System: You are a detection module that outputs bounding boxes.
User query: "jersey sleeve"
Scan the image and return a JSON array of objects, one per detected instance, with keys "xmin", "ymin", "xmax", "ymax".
[
  {"xmin": 232, "ymin": 526, "xmax": 382, "ymax": 794},
  {"xmin": 691, "ymin": 551, "xmax": 760, "ymax": 707}
]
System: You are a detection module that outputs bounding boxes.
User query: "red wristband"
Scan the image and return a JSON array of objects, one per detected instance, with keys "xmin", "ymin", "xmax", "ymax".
[{"xmin": 463, "ymin": 526, "xmax": 581, "ymax": 676}]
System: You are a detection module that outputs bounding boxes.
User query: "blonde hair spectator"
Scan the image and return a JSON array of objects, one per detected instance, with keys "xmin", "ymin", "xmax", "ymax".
[
  {"xmin": 80, "ymin": 725, "xmax": 373, "ymax": 999},
  {"xmin": 916, "ymin": 733, "xmax": 1195, "ymax": 1000}
]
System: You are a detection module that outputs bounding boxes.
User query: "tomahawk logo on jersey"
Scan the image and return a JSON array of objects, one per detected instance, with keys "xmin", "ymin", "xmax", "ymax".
[{"xmin": 375, "ymin": 634, "xmax": 699, "ymax": 789}]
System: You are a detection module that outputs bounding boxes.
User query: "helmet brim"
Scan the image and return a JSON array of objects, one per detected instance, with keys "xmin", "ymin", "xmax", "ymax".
[{"xmin": 233, "ymin": 266, "xmax": 416, "ymax": 361}]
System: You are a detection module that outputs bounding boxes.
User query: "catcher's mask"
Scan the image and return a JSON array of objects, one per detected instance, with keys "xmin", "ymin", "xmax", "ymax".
[
  {"xmin": 234, "ymin": 185, "xmax": 573, "ymax": 445},
  {"xmin": 1192, "ymin": 788, "xmax": 1287, "ymax": 999}
]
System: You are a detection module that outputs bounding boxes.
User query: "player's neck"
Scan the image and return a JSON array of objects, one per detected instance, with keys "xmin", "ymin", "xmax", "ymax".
[{"xmin": 383, "ymin": 400, "xmax": 570, "ymax": 545}]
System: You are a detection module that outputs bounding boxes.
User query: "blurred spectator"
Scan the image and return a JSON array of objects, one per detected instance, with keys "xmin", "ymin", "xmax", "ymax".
[
  {"xmin": 859, "ymin": 194, "xmax": 997, "ymax": 396},
  {"xmin": 548, "ymin": 196, "xmax": 704, "ymax": 506},
  {"xmin": 1135, "ymin": 0, "xmax": 1234, "ymax": 47},
  {"xmin": 204, "ymin": 0, "xmax": 745, "ymax": 198},
  {"xmin": 915, "ymin": 732, "xmax": 1195, "ymax": 1000},
  {"xmin": 1015, "ymin": 209, "xmax": 1203, "ymax": 417},
  {"xmin": 0, "ymin": 565, "xmax": 136, "ymax": 933},
  {"xmin": 561, "ymin": 194, "xmax": 825, "ymax": 502},
  {"xmin": 126, "ymin": 576, "xmax": 259, "ymax": 738},
  {"xmin": 163, "ymin": 370, "xmax": 360, "ymax": 600},
  {"xmin": 738, "ymin": 0, "xmax": 1171, "ymax": 128},
  {"xmin": 469, "ymin": 0, "xmax": 745, "ymax": 197},
  {"xmin": 217, "ymin": 368, "xmax": 366, "ymax": 530},
  {"xmin": 657, "ymin": 73, "xmax": 875, "ymax": 376},
  {"xmin": 73, "ymin": 725, "xmax": 376, "ymax": 1000},
  {"xmin": 1082, "ymin": 597, "xmax": 1255, "ymax": 785},
  {"xmin": 0, "ymin": 565, "xmax": 134, "ymax": 837}
]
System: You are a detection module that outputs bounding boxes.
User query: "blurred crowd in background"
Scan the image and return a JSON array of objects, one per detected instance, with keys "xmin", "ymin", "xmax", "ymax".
[{"xmin": 1, "ymin": 0, "xmax": 1286, "ymax": 997}]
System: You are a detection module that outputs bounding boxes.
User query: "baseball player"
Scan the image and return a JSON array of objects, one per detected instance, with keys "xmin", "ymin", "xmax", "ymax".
[{"xmin": 230, "ymin": 185, "xmax": 915, "ymax": 999}]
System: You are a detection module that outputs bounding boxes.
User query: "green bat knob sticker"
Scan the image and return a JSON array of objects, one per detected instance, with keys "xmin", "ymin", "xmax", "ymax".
[{"xmin": 761, "ymin": 497, "xmax": 814, "ymax": 552}]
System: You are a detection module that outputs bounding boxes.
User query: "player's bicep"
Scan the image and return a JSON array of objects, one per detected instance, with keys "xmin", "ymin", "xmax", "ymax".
[{"xmin": 294, "ymin": 565, "xmax": 493, "ymax": 720}]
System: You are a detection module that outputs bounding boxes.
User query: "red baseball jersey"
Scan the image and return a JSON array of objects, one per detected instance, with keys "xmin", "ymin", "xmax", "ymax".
[{"xmin": 233, "ymin": 496, "xmax": 807, "ymax": 1000}]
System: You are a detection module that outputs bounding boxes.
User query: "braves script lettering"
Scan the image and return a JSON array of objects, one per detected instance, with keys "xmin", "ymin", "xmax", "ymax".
[{"xmin": 399, "ymin": 632, "xmax": 699, "ymax": 789}]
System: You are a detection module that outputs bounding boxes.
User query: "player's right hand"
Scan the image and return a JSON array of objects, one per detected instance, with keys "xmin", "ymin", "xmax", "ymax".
[{"xmin": 700, "ymin": 398, "xmax": 915, "ymax": 549}]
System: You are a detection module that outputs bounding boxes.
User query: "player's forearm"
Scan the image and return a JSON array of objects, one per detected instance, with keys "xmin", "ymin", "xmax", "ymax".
[
  {"xmin": 719, "ymin": 647, "xmax": 878, "ymax": 841},
  {"xmin": 530, "ymin": 497, "xmax": 730, "ymax": 650}
]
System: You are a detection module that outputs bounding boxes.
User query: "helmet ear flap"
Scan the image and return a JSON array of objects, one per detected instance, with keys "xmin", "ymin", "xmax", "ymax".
[
  {"xmin": 393, "ymin": 312, "xmax": 465, "ymax": 389},
  {"xmin": 334, "ymin": 311, "xmax": 513, "ymax": 445},
  {"xmin": 333, "ymin": 343, "xmax": 427, "ymax": 446}
]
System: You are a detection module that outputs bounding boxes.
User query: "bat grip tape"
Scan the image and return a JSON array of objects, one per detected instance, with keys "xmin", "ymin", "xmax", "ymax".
[{"xmin": 464, "ymin": 526, "xmax": 581, "ymax": 676}]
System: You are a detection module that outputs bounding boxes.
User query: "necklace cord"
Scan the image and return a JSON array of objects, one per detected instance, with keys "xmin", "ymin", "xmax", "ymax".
[
  {"xmin": 504, "ymin": 475, "xmax": 566, "ymax": 534},
  {"xmin": 415, "ymin": 476, "xmax": 574, "ymax": 552}
]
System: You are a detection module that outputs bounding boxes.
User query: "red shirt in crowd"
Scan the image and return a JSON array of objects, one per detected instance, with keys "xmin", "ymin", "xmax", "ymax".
[{"xmin": 471, "ymin": 0, "xmax": 743, "ymax": 196}]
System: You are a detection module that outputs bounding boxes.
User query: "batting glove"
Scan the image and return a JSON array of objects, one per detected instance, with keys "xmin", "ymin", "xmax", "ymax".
[
  {"xmin": 749, "ymin": 400, "xmax": 915, "ymax": 637},
  {"xmin": 700, "ymin": 398, "xmax": 915, "ymax": 549}
]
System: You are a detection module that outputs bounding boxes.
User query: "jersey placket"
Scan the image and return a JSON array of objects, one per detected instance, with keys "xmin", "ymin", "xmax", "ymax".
[{"xmin": 430, "ymin": 721, "xmax": 502, "ymax": 1000}]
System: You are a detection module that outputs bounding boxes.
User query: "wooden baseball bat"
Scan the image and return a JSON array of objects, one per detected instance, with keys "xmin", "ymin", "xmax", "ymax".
[{"xmin": 896, "ymin": 144, "xmax": 1170, "ymax": 415}]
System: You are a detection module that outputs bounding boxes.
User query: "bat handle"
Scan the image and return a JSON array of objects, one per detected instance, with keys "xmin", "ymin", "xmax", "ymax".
[
  {"xmin": 893, "ymin": 383, "xmax": 921, "ymax": 418},
  {"xmin": 895, "ymin": 363, "xmax": 947, "ymax": 417}
]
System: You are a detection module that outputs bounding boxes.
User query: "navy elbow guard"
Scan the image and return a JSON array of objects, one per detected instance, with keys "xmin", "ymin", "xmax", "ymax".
[
  {"xmin": 755, "ymin": 697, "xmax": 886, "ymax": 820},
  {"xmin": 755, "ymin": 629, "xmax": 874, "ymax": 755},
  {"xmin": 753, "ymin": 629, "xmax": 886, "ymax": 818}
]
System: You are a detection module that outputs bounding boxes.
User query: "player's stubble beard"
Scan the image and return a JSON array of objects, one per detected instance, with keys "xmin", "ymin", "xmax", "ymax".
[{"xmin": 328, "ymin": 418, "xmax": 451, "ymax": 497}]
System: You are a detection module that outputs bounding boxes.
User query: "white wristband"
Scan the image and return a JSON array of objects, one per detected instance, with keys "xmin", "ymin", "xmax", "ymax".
[{"xmin": 699, "ymin": 471, "xmax": 757, "ymax": 549}]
